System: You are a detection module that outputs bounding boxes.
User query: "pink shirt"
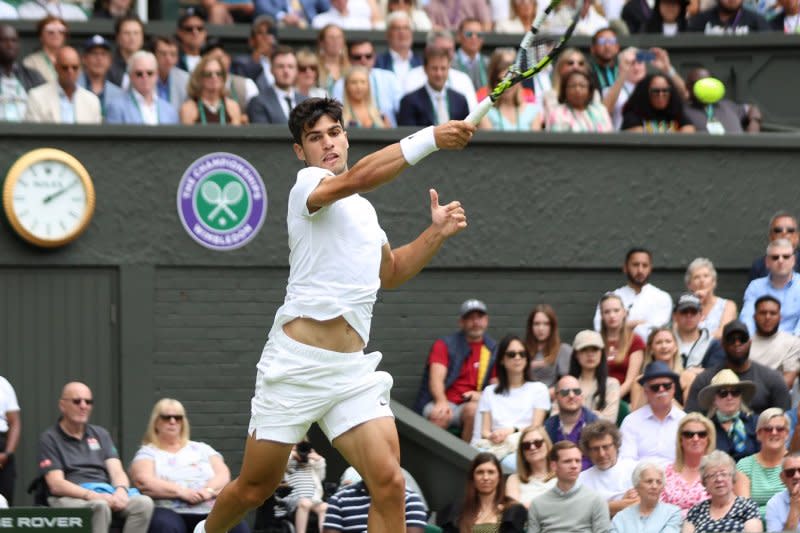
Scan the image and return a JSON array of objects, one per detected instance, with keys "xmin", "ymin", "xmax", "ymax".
[{"xmin": 661, "ymin": 463, "xmax": 709, "ymax": 517}]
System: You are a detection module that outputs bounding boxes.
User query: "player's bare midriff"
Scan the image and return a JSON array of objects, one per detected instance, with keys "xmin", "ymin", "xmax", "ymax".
[{"xmin": 282, "ymin": 316, "xmax": 365, "ymax": 353}]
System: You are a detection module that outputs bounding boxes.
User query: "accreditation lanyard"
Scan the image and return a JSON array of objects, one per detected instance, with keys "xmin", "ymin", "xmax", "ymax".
[
  {"xmin": 130, "ymin": 92, "xmax": 158, "ymax": 125},
  {"xmin": 569, "ymin": 105, "xmax": 599, "ymax": 132},
  {"xmin": 592, "ymin": 63, "xmax": 618, "ymax": 90},
  {"xmin": 198, "ymin": 99, "xmax": 226, "ymax": 125},
  {"xmin": 495, "ymin": 105, "xmax": 521, "ymax": 131},
  {"xmin": 41, "ymin": 51, "xmax": 56, "ymax": 79}
]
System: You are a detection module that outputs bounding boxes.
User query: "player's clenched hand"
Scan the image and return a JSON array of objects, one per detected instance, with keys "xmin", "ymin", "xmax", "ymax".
[
  {"xmin": 434, "ymin": 120, "xmax": 476, "ymax": 150},
  {"xmin": 430, "ymin": 189, "xmax": 467, "ymax": 238}
]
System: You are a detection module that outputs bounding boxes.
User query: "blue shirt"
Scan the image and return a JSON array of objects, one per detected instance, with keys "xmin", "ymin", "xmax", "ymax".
[
  {"xmin": 610, "ymin": 501, "xmax": 682, "ymax": 533},
  {"xmin": 766, "ymin": 488, "xmax": 795, "ymax": 532},
  {"xmin": 57, "ymin": 85, "xmax": 75, "ymax": 124},
  {"xmin": 740, "ymin": 273, "xmax": 800, "ymax": 335}
]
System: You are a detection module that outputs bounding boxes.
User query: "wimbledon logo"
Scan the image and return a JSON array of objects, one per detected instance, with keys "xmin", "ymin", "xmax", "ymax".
[{"xmin": 177, "ymin": 152, "xmax": 267, "ymax": 251}]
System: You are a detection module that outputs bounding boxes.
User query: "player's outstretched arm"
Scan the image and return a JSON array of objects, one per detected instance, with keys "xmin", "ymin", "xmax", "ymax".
[{"xmin": 380, "ymin": 189, "xmax": 467, "ymax": 289}]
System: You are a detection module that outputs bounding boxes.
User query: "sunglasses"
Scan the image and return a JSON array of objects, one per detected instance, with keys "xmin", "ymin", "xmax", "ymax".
[
  {"xmin": 596, "ymin": 37, "xmax": 617, "ymax": 45},
  {"xmin": 299, "ymin": 65, "xmax": 318, "ymax": 72},
  {"xmin": 181, "ymin": 24, "xmax": 206, "ymax": 33},
  {"xmin": 681, "ymin": 430, "xmax": 708, "ymax": 439},
  {"xmin": 134, "ymin": 70, "xmax": 155, "ymax": 78},
  {"xmin": 785, "ymin": 468, "xmax": 800, "ymax": 477},
  {"xmin": 463, "ymin": 31, "xmax": 486, "ymax": 38},
  {"xmin": 769, "ymin": 254, "xmax": 793, "ymax": 261},
  {"xmin": 648, "ymin": 382, "xmax": 673, "ymax": 392},
  {"xmin": 65, "ymin": 398, "xmax": 94, "ymax": 405},
  {"xmin": 716, "ymin": 388, "xmax": 742, "ymax": 399},
  {"xmin": 725, "ymin": 334, "xmax": 748, "ymax": 344},
  {"xmin": 649, "ymin": 87, "xmax": 672, "ymax": 95},
  {"xmin": 760, "ymin": 425, "xmax": 787, "ymax": 434},
  {"xmin": 159, "ymin": 414, "xmax": 184, "ymax": 422},
  {"xmin": 521, "ymin": 439, "xmax": 544, "ymax": 451},
  {"xmin": 772, "ymin": 227, "xmax": 797, "ymax": 234},
  {"xmin": 504, "ymin": 350, "xmax": 526, "ymax": 359},
  {"xmin": 202, "ymin": 70, "xmax": 223, "ymax": 78},
  {"xmin": 557, "ymin": 387, "xmax": 582, "ymax": 397},
  {"xmin": 350, "ymin": 53, "xmax": 374, "ymax": 61}
]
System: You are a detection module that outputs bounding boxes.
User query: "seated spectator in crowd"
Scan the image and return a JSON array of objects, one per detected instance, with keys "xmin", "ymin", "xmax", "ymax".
[
  {"xmin": 438, "ymin": 453, "xmax": 527, "ymax": 532},
  {"xmin": 622, "ymin": 72, "xmax": 695, "ymax": 133},
  {"xmin": 599, "ymin": 293, "xmax": 645, "ymax": 402},
  {"xmin": 26, "ymin": 46, "xmax": 102, "ymax": 123},
  {"xmin": 312, "ymin": 0, "xmax": 375, "ymax": 29},
  {"xmin": 674, "ymin": 293, "xmax": 712, "ymax": 373},
  {"xmin": 685, "ymin": 257, "xmax": 737, "ymax": 339},
  {"xmin": 545, "ymin": 70, "xmax": 613, "ymax": 132},
  {"xmin": 474, "ymin": 335, "xmax": 550, "ymax": 468},
  {"xmin": 0, "ymin": 23, "xmax": 45, "ymax": 122},
  {"xmin": 601, "ymin": 47, "xmax": 646, "ymax": 130},
  {"xmin": 622, "ymin": 0, "xmax": 652, "ymax": 32},
  {"xmin": 295, "ymin": 48, "xmax": 327, "ymax": 98},
  {"xmin": 589, "ymin": 27, "xmax": 620, "ymax": 92},
  {"xmin": 22, "ymin": 15, "xmax": 68, "ymax": 83},
  {"xmin": 107, "ymin": 14, "xmax": 144, "ymax": 87},
  {"xmin": 735, "ymin": 408, "xmax": 791, "ymax": 518},
  {"xmin": 685, "ymin": 450, "xmax": 762, "ymax": 533},
  {"xmin": 202, "ymin": 0, "xmax": 254, "ymax": 24},
  {"xmin": 453, "ymin": 19, "xmax": 487, "ymax": 92},
  {"xmin": 106, "ymin": 50, "xmax": 179, "ymax": 125},
  {"xmin": 424, "ymin": 0, "xmax": 491, "ymax": 30},
  {"xmin": 78, "ymin": 35, "xmax": 124, "ymax": 117},
  {"xmin": 611, "ymin": 462, "xmax": 682, "ymax": 533},
  {"xmin": 284, "ymin": 439, "xmax": 327, "ymax": 533},
  {"xmin": 765, "ymin": 453, "xmax": 800, "ymax": 532},
  {"xmin": 231, "ymin": 16, "xmax": 276, "ymax": 91},
  {"xmin": 562, "ymin": 330, "xmax": 620, "ymax": 422},
  {"xmin": 661, "ymin": 413, "xmax": 714, "ymax": 516},
  {"xmin": 38, "ymin": 382, "xmax": 154, "ymax": 533},
  {"xmin": 0, "ymin": 374, "xmax": 18, "ymax": 505},
  {"xmin": 92, "ymin": 0, "xmax": 134, "ymax": 18},
  {"xmin": 620, "ymin": 361, "xmax": 687, "ymax": 465},
  {"xmin": 771, "ymin": 0, "xmax": 800, "ymax": 31},
  {"xmin": 317, "ymin": 24, "xmax": 348, "ymax": 93},
  {"xmin": 130, "ymin": 399, "xmax": 248, "ymax": 533},
  {"xmin": 255, "ymin": 0, "xmax": 327, "ymax": 27},
  {"xmin": 398, "ymin": 47, "xmax": 469, "ymax": 126},
  {"xmin": 151, "ymin": 35, "xmax": 189, "ymax": 112},
  {"xmin": 748, "ymin": 212, "xmax": 800, "ymax": 282},
  {"xmin": 479, "ymin": 48, "xmax": 542, "ymax": 131},
  {"xmin": 340, "ymin": 66, "xmax": 391, "ymax": 128},
  {"xmin": 495, "ymin": 0, "xmax": 536, "ymax": 33},
  {"xmin": 593, "ymin": 248, "xmax": 674, "ymax": 340},
  {"xmin": 0, "ymin": 1, "xmax": 16, "ymax": 18},
  {"xmin": 541, "ymin": 0, "xmax": 609, "ymax": 35},
  {"xmin": 387, "ymin": 0, "xmax": 432, "ymax": 31},
  {"xmin": 632, "ymin": 328, "xmax": 686, "ymax": 409},
  {"xmin": 248, "ymin": 46, "xmax": 307, "ymax": 124},
  {"xmin": 544, "ymin": 375, "xmax": 599, "ymax": 471},
  {"xmin": 741, "ymin": 239, "xmax": 800, "ymax": 336},
  {"xmin": 642, "ymin": 0, "xmax": 689, "ymax": 34},
  {"xmin": 323, "ymin": 477, "xmax": 427, "ymax": 533},
  {"xmin": 18, "ymin": 0, "xmax": 86, "ymax": 20},
  {"xmin": 687, "ymin": 0, "xmax": 770, "ymax": 33},
  {"xmin": 414, "ymin": 299, "xmax": 496, "ymax": 441},
  {"xmin": 527, "ymin": 441, "xmax": 611, "ymax": 533},
  {"xmin": 698, "ymin": 369, "xmax": 758, "ymax": 462},
  {"xmin": 177, "ymin": 7, "xmax": 208, "ymax": 73},
  {"xmin": 201, "ymin": 39, "xmax": 259, "ymax": 115},
  {"xmin": 683, "ymin": 68, "xmax": 762, "ymax": 134},
  {"xmin": 505, "ymin": 427, "xmax": 556, "ymax": 508},
  {"xmin": 745, "ymin": 296, "xmax": 800, "ymax": 389},
  {"xmin": 525, "ymin": 304, "xmax": 571, "ymax": 388},
  {"xmin": 578, "ymin": 420, "xmax": 639, "ymax": 517},
  {"xmin": 181, "ymin": 55, "xmax": 243, "ymax": 125},
  {"xmin": 375, "ymin": 11, "xmax": 422, "ymax": 86}
]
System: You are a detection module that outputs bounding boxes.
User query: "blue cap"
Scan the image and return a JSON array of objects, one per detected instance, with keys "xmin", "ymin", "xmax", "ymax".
[{"xmin": 83, "ymin": 34, "xmax": 111, "ymax": 52}]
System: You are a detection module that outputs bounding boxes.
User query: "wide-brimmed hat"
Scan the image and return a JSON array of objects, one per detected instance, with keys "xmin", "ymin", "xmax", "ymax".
[
  {"xmin": 697, "ymin": 369, "xmax": 756, "ymax": 411},
  {"xmin": 637, "ymin": 360, "xmax": 679, "ymax": 386}
]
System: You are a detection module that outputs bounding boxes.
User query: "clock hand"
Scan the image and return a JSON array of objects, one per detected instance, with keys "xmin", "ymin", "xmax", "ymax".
[{"xmin": 42, "ymin": 179, "xmax": 79, "ymax": 204}]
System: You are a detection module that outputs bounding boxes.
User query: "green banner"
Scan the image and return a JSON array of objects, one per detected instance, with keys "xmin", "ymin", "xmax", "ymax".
[{"xmin": 0, "ymin": 508, "xmax": 91, "ymax": 532}]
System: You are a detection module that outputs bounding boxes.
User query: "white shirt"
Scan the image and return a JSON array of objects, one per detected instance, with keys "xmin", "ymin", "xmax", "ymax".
[
  {"xmin": 273, "ymin": 86, "xmax": 296, "ymax": 118},
  {"xmin": 388, "ymin": 49, "xmax": 412, "ymax": 85},
  {"xmin": 184, "ymin": 54, "xmax": 200, "ymax": 74},
  {"xmin": 17, "ymin": 0, "xmax": 87, "ymax": 20},
  {"xmin": 132, "ymin": 89, "xmax": 158, "ymax": 125},
  {"xmin": 604, "ymin": 80, "xmax": 635, "ymax": 130},
  {"xmin": 619, "ymin": 404, "xmax": 685, "ymax": 465},
  {"xmin": 424, "ymin": 82, "xmax": 449, "ymax": 124},
  {"xmin": 404, "ymin": 66, "xmax": 478, "ymax": 111},
  {"xmin": 57, "ymin": 84, "xmax": 75, "ymax": 124},
  {"xmin": 0, "ymin": 1, "xmax": 18, "ymax": 19},
  {"xmin": 0, "ymin": 73, "xmax": 26, "ymax": 121},
  {"xmin": 477, "ymin": 382, "xmax": 551, "ymax": 431},
  {"xmin": 750, "ymin": 331, "xmax": 800, "ymax": 373},
  {"xmin": 273, "ymin": 167, "xmax": 388, "ymax": 344},
  {"xmin": 311, "ymin": 4, "xmax": 372, "ymax": 29},
  {"xmin": 593, "ymin": 283, "xmax": 674, "ymax": 340},
  {"xmin": 578, "ymin": 457, "xmax": 637, "ymax": 501},
  {"xmin": 0, "ymin": 377, "xmax": 19, "ymax": 433}
]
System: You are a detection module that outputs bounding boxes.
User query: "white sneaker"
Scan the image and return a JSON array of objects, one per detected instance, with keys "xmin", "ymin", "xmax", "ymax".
[{"xmin": 193, "ymin": 519, "xmax": 206, "ymax": 533}]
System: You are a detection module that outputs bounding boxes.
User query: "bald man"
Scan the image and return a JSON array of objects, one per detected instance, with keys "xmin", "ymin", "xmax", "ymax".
[
  {"xmin": 37, "ymin": 382, "xmax": 153, "ymax": 533},
  {"xmin": 25, "ymin": 46, "xmax": 102, "ymax": 123}
]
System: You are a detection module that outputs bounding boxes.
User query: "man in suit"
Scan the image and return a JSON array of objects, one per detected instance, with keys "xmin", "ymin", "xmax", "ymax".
[
  {"xmin": 78, "ymin": 35, "xmax": 124, "ymax": 117},
  {"xmin": 25, "ymin": 46, "xmax": 101, "ymax": 124},
  {"xmin": 254, "ymin": 0, "xmax": 329, "ymax": 27},
  {"xmin": 0, "ymin": 23, "xmax": 45, "ymax": 122},
  {"xmin": 248, "ymin": 45, "xmax": 307, "ymax": 124},
  {"xmin": 105, "ymin": 50, "xmax": 179, "ymax": 125},
  {"xmin": 397, "ymin": 47, "xmax": 468, "ymax": 127},
  {"xmin": 231, "ymin": 15, "xmax": 277, "ymax": 91},
  {"xmin": 151, "ymin": 35, "xmax": 189, "ymax": 112},
  {"xmin": 375, "ymin": 11, "xmax": 422, "ymax": 86}
]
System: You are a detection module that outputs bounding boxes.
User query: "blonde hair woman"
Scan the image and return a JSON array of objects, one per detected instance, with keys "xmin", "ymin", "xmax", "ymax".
[
  {"xmin": 599, "ymin": 292, "xmax": 645, "ymax": 401},
  {"xmin": 180, "ymin": 55, "xmax": 242, "ymax": 125},
  {"xmin": 341, "ymin": 66, "xmax": 390, "ymax": 128},
  {"xmin": 662, "ymin": 413, "xmax": 716, "ymax": 517},
  {"xmin": 631, "ymin": 328, "xmax": 686, "ymax": 409},
  {"xmin": 685, "ymin": 258, "xmax": 737, "ymax": 339},
  {"xmin": 296, "ymin": 48, "xmax": 327, "ymax": 98},
  {"xmin": 505, "ymin": 426, "xmax": 555, "ymax": 508}
]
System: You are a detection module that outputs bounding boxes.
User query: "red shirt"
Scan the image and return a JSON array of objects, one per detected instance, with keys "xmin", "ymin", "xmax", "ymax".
[
  {"xmin": 607, "ymin": 333, "xmax": 646, "ymax": 385},
  {"xmin": 427, "ymin": 339, "xmax": 496, "ymax": 404}
]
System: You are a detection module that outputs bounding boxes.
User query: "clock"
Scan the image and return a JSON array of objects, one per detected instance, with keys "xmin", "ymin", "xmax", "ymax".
[{"xmin": 3, "ymin": 148, "xmax": 96, "ymax": 248}]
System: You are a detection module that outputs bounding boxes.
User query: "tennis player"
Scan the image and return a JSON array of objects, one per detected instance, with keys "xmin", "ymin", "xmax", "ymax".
[{"xmin": 195, "ymin": 98, "xmax": 476, "ymax": 533}]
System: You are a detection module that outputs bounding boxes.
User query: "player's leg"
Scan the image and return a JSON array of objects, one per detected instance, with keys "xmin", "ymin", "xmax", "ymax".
[{"xmin": 332, "ymin": 417, "xmax": 405, "ymax": 533}]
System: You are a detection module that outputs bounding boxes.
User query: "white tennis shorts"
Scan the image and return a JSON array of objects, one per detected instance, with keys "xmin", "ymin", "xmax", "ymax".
[{"xmin": 248, "ymin": 327, "xmax": 394, "ymax": 444}]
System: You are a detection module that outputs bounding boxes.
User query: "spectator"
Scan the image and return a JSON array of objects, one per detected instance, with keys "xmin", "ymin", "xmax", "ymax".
[
  {"xmin": 181, "ymin": 55, "xmax": 243, "ymax": 125},
  {"xmin": 685, "ymin": 257, "xmax": 738, "ymax": 339},
  {"xmin": 453, "ymin": 19, "xmax": 487, "ymax": 92},
  {"xmin": 620, "ymin": 361, "xmax": 687, "ymax": 465},
  {"xmin": 176, "ymin": 6, "xmax": 208, "ymax": 73},
  {"xmin": 248, "ymin": 45, "xmax": 307, "ymax": 124},
  {"xmin": 26, "ymin": 46, "xmax": 102, "ymax": 123},
  {"xmin": 0, "ymin": 1, "xmax": 16, "ymax": 18},
  {"xmin": 22, "ymin": 15, "xmax": 67, "ymax": 83},
  {"xmin": 479, "ymin": 48, "xmax": 543, "ymax": 131},
  {"xmin": 424, "ymin": 0, "xmax": 491, "ymax": 30},
  {"xmin": 684, "ymin": 450, "xmax": 762, "ymax": 533},
  {"xmin": 699, "ymin": 369, "xmax": 758, "ymax": 462},
  {"xmin": 544, "ymin": 375, "xmax": 599, "ymax": 471},
  {"xmin": 589, "ymin": 27, "xmax": 620, "ymax": 92},
  {"xmin": 505, "ymin": 426, "xmax": 556, "ymax": 508},
  {"xmin": 0, "ymin": 375, "xmax": 18, "ymax": 505},
  {"xmin": 201, "ymin": 39, "xmax": 259, "ymax": 115},
  {"xmin": 130, "ymin": 398, "xmax": 248, "ymax": 533},
  {"xmin": 78, "ymin": 35, "xmax": 124, "ymax": 117},
  {"xmin": 643, "ymin": 0, "xmax": 689, "ymax": 33},
  {"xmin": 495, "ymin": 0, "xmax": 536, "ymax": 33},
  {"xmin": 92, "ymin": 0, "xmax": 133, "ymax": 18},
  {"xmin": 312, "ymin": 0, "xmax": 375, "ymax": 29},
  {"xmin": 748, "ymin": 212, "xmax": 800, "ymax": 282},
  {"xmin": 295, "ymin": 48, "xmax": 327, "ymax": 98},
  {"xmin": 541, "ymin": 0, "xmax": 609, "ymax": 35},
  {"xmin": 38, "ymin": 382, "xmax": 154, "ymax": 533},
  {"xmin": 611, "ymin": 462, "xmax": 682, "ymax": 533},
  {"xmin": 683, "ymin": 68, "xmax": 762, "ymax": 134},
  {"xmin": 632, "ymin": 328, "xmax": 686, "ymax": 408},
  {"xmin": 578, "ymin": 420, "xmax": 639, "ymax": 517},
  {"xmin": 765, "ymin": 453, "xmax": 800, "ymax": 532},
  {"xmin": 0, "ymin": 23, "xmax": 45, "ymax": 122},
  {"xmin": 323, "ymin": 479, "xmax": 427, "ymax": 532},
  {"xmin": 387, "ymin": 0, "xmax": 432, "ymax": 30},
  {"xmin": 18, "ymin": 0, "xmax": 86, "ymax": 20},
  {"xmin": 741, "ymin": 239, "xmax": 800, "ymax": 336},
  {"xmin": 599, "ymin": 292, "xmax": 645, "ymax": 401},
  {"xmin": 688, "ymin": 0, "xmax": 770, "ymax": 32},
  {"xmin": 748, "ymin": 296, "xmax": 800, "ymax": 389},
  {"xmin": 735, "ymin": 408, "xmax": 791, "ymax": 518},
  {"xmin": 527, "ymin": 441, "xmax": 611, "ymax": 533},
  {"xmin": 340, "ymin": 66, "xmax": 390, "ymax": 128},
  {"xmin": 105, "ymin": 50, "xmax": 179, "ymax": 125},
  {"xmin": 525, "ymin": 304, "xmax": 571, "ymax": 388},
  {"xmin": 202, "ymin": 0, "xmax": 254, "ymax": 24},
  {"xmin": 107, "ymin": 14, "xmax": 144, "ymax": 87},
  {"xmin": 592, "ymin": 247, "xmax": 673, "ymax": 340},
  {"xmin": 474, "ymin": 335, "xmax": 550, "ymax": 468},
  {"xmin": 674, "ymin": 293, "xmax": 712, "ymax": 373},
  {"xmin": 414, "ymin": 299, "xmax": 496, "ymax": 441},
  {"xmin": 284, "ymin": 439, "xmax": 328, "ymax": 533},
  {"xmin": 438, "ymin": 452, "xmax": 527, "ymax": 532},
  {"xmin": 150, "ymin": 35, "xmax": 189, "ymax": 112},
  {"xmin": 685, "ymin": 320, "xmax": 791, "ymax": 414},
  {"xmin": 602, "ymin": 47, "xmax": 647, "ymax": 130},
  {"xmin": 316, "ymin": 24, "xmax": 348, "ymax": 93},
  {"xmin": 621, "ymin": 0, "xmax": 652, "ymax": 33},
  {"xmin": 231, "ymin": 15, "xmax": 276, "ymax": 91},
  {"xmin": 397, "ymin": 47, "xmax": 468, "ymax": 126},
  {"xmin": 375, "ymin": 11, "xmax": 422, "ymax": 86},
  {"xmin": 622, "ymin": 72, "xmax": 695, "ymax": 133},
  {"xmin": 545, "ymin": 70, "xmax": 613, "ymax": 132},
  {"xmin": 563, "ymin": 330, "xmax": 620, "ymax": 422},
  {"xmin": 661, "ymin": 413, "xmax": 715, "ymax": 517},
  {"xmin": 771, "ymin": 0, "xmax": 800, "ymax": 31},
  {"xmin": 255, "ymin": 0, "xmax": 327, "ymax": 27}
]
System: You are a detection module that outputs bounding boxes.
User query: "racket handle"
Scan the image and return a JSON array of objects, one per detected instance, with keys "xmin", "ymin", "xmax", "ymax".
[{"xmin": 465, "ymin": 97, "xmax": 493, "ymax": 126}]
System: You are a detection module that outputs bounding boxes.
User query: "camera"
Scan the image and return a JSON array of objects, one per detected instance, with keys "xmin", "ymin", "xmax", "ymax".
[{"xmin": 296, "ymin": 441, "xmax": 312, "ymax": 463}]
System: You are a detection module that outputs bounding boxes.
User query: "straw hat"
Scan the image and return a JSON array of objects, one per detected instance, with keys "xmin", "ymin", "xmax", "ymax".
[{"xmin": 697, "ymin": 369, "xmax": 756, "ymax": 411}]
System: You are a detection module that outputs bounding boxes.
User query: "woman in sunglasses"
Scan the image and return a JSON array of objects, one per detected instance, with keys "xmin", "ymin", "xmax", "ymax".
[
  {"xmin": 698, "ymin": 369, "xmax": 758, "ymax": 462},
  {"xmin": 505, "ymin": 427, "xmax": 555, "ymax": 507},
  {"xmin": 180, "ymin": 56, "xmax": 242, "ymax": 125},
  {"xmin": 661, "ymin": 413, "xmax": 716, "ymax": 517},
  {"xmin": 631, "ymin": 328, "xmax": 686, "ymax": 409},
  {"xmin": 130, "ymin": 398, "xmax": 249, "ymax": 533},
  {"xmin": 622, "ymin": 72, "xmax": 695, "ymax": 133},
  {"xmin": 562, "ymin": 330, "xmax": 620, "ymax": 422},
  {"xmin": 734, "ymin": 407, "xmax": 791, "ymax": 519}
]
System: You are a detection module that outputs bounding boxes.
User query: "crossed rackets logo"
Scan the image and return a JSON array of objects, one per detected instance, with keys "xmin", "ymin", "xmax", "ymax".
[{"xmin": 196, "ymin": 174, "xmax": 248, "ymax": 230}]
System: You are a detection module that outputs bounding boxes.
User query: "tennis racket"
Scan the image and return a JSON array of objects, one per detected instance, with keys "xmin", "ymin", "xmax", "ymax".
[{"xmin": 465, "ymin": 0, "xmax": 585, "ymax": 125}]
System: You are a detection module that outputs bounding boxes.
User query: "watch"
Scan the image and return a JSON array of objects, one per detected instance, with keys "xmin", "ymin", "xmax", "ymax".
[{"xmin": 3, "ymin": 148, "xmax": 96, "ymax": 248}]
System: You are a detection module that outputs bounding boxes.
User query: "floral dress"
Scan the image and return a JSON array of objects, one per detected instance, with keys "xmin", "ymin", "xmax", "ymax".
[{"xmin": 661, "ymin": 463, "xmax": 709, "ymax": 517}]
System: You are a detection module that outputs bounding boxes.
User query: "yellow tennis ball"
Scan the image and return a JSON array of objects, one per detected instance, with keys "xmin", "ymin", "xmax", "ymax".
[{"xmin": 693, "ymin": 77, "xmax": 725, "ymax": 105}]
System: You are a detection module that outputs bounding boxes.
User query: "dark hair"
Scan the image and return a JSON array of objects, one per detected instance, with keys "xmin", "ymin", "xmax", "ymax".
[
  {"xmin": 590, "ymin": 26, "xmax": 617, "ymax": 45},
  {"xmin": 755, "ymin": 295, "xmax": 781, "ymax": 310},
  {"xmin": 114, "ymin": 13, "xmax": 144, "ymax": 36},
  {"xmin": 271, "ymin": 44, "xmax": 296, "ymax": 62},
  {"xmin": 149, "ymin": 34, "xmax": 178, "ymax": 52},
  {"xmin": 494, "ymin": 335, "xmax": 531, "ymax": 395},
  {"xmin": 548, "ymin": 440, "xmax": 579, "ymax": 463},
  {"xmin": 289, "ymin": 97, "xmax": 344, "ymax": 145},
  {"xmin": 568, "ymin": 344, "xmax": 610, "ymax": 411},
  {"xmin": 458, "ymin": 17, "xmax": 483, "ymax": 31},
  {"xmin": 200, "ymin": 36, "xmax": 225, "ymax": 56},
  {"xmin": 643, "ymin": 0, "xmax": 688, "ymax": 34},
  {"xmin": 424, "ymin": 46, "xmax": 451, "ymax": 66},
  {"xmin": 579, "ymin": 420, "xmax": 621, "ymax": 454},
  {"xmin": 557, "ymin": 70, "xmax": 594, "ymax": 106},
  {"xmin": 36, "ymin": 15, "xmax": 68, "ymax": 38},
  {"xmin": 524, "ymin": 304, "xmax": 562, "ymax": 366},
  {"xmin": 348, "ymin": 39, "xmax": 373, "ymax": 54},
  {"xmin": 625, "ymin": 247, "xmax": 652, "ymax": 263},
  {"xmin": 459, "ymin": 453, "xmax": 513, "ymax": 533},
  {"xmin": 622, "ymin": 73, "xmax": 686, "ymax": 123}
]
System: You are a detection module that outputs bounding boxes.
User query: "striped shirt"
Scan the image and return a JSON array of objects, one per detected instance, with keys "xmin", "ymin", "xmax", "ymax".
[{"xmin": 323, "ymin": 481, "xmax": 428, "ymax": 532}]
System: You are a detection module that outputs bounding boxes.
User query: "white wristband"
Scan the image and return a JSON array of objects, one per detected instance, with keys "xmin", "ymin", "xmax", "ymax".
[{"xmin": 400, "ymin": 126, "xmax": 439, "ymax": 166}]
